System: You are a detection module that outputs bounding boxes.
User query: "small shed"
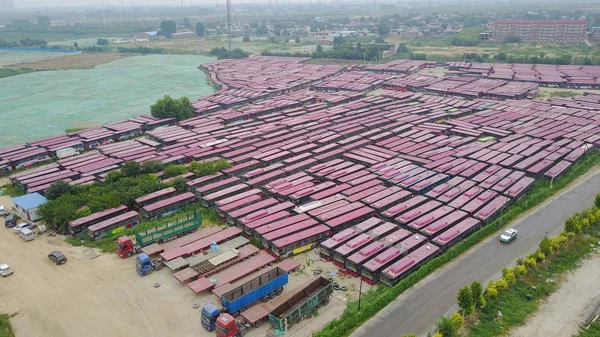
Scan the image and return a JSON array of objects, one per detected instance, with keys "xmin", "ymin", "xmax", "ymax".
[{"xmin": 11, "ymin": 193, "xmax": 47, "ymax": 221}]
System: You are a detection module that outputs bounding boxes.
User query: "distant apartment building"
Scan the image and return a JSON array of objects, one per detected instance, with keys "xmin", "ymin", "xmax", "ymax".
[{"xmin": 492, "ymin": 20, "xmax": 587, "ymax": 43}]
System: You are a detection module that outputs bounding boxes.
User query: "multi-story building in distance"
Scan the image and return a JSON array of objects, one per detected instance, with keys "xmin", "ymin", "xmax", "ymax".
[{"xmin": 492, "ymin": 20, "xmax": 587, "ymax": 43}]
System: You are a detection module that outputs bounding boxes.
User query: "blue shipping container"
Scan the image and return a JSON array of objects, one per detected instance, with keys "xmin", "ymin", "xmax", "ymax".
[{"xmin": 221, "ymin": 267, "xmax": 288, "ymax": 315}]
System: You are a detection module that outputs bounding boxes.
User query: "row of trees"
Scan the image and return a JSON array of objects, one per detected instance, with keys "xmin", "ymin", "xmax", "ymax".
[
  {"xmin": 0, "ymin": 38, "xmax": 48, "ymax": 48},
  {"xmin": 311, "ymin": 43, "xmax": 389, "ymax": 61},
  {"xmin": 208, "ymin": 47, "xmax": 249, "ymax": 60},
  {"xmin": 39, "ymin": 159, "xmax": 231, "ymax": 232}
]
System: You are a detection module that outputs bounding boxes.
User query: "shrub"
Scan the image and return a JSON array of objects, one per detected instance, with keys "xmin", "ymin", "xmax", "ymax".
[
  {"xmin": 535, "ymin": 250, "xmax": 546, "ymax": 262},
  {"xmin": 450, "ymin": 312, "xmax": 464, "ymax": 329},
  {"xmin": 502, "ymin": 268, "xmax": 516, "ymax": 285},
  {"xmin": 436, "ymin": 316, "xmax": 457, "ymax": 337},
  {"xmin": 121, "ymin": 161, "xmax": 142, "ymax": 177},
  {"xmin": 495, "ymin": 278, "xmax": 509, "ymax": 291},
  {"xmin": 471, "ymin": 281, "xmax": 485, "ymax": 308},
  {"xmin": 516, "ymin": 264, "xmax": 527, "ymax": 275},
  {"xmin": 163, "ymin": 164, "xmax": 188, "ymax": 178},
  {"xmin": 432, "ymin": 333, "xmax": 443, "ymax": 337},
  {"xmin": 525, "ymin": 257, "xmax": 537, "ymax": 268},
  {"xmin": 457, "ymin": 286, "xmax": 474, "ymax": 316},
  {"xmin": 486, "ymin": 282, "xmax": 498, "ymax": 297},
  {"xmin": 539, "ymin": 237, "xmax": 552, "ymax": 255},
  {"xmin": 595, "ymin": 194, "xmax": 600, "ymax": 208}
]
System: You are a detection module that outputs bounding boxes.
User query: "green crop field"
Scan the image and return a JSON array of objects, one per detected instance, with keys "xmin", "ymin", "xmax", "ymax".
[
  {"xmin": 0, "ymin": 54, "xmax": 216, "ymax": 148},
  {"xmin": 0, "ymin": 50, "xmax": 75, "ymax": 66}
]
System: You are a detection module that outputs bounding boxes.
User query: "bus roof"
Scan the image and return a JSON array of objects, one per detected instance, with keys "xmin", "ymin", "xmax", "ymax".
[
  {"xmin": 142, "ymin": 192, "xmax": 195, "ymax": 213},
  {"xmin": 87, "ymin": 211, "xmax": 139, "ymax": 233},
  {"xmin": 69, "ymin": 205, "xmax": 127, "ymax": 228}
]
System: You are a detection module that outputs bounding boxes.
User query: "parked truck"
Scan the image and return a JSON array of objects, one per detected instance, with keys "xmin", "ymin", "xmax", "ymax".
[
  {"xmin": 135, "ymin": 253, "xmax": 165, "ymax": 276},
  {"xmin": 56, "ymin": 147, "xmax": 80, "ymax": 160},
  {"xmin": 201, "ymin": 266, "xmax": 288, "ymax": 331},
  {"xmin": 213, "ymin": 276, "xmax": 332, "ymax": 336},
  {"xmin": 116, "ymin": 212, "xmax": 201, "ymax": 258}
]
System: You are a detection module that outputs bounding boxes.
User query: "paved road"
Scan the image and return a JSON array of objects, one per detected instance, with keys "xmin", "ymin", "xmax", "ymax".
[{"xmin": 351, "ymin": 168, "xmax": 600, "ymax": 337}]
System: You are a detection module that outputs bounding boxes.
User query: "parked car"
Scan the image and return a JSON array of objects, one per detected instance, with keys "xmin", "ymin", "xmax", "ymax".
[
  {"xmin": 499, "ymin": 229, "xmax": 518, "ymax": 243},
  {"xmin": 0, "ymin": 264, "xmax": 13, "ymax": 277},
  {"xmin": 19, "ymin": 228, "xmax": 35, "ymax": 242},
  {"xmin": 4, "ymin": 214, "xmax": 17, "ymax": 228},
  {"xmin": 0, "ymin": 205, "xmax": 6, "ymax": 216},
  {"xmin": 48, "ymin": 251, "xmax": 67, "ymax": 265},
  {"xmin": 13, "ymin": 222, "xmax": 36, "ymax": 234}
]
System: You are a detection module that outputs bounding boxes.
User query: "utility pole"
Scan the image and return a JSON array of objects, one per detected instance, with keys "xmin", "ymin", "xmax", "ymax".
[
  {"xmin": 101, "ymin": 3, "xmax": 106, "ymax": 27},
  {"xmin": 226, "ymin": 0, "xmax": 233, "ymax": 57},
  {"xmin": 119, "ymin": 0, "xmax": 124, "ymax": 27}
]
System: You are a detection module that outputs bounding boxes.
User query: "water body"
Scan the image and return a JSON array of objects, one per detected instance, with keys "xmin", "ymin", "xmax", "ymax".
[{"xmin": 0, "ymin": 54, "xmax": 215, "ymax": 148}]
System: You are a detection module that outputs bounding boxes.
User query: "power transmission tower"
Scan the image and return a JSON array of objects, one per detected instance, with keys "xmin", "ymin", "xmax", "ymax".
[{"xmin": 226, "ymin": 0, "xmax": 233, "ymax": 57}]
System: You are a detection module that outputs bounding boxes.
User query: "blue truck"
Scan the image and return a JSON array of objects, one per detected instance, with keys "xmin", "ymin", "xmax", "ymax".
[
  {"xmin": 201, "ymin": 266, "xmax": 288, "ymax": 331},
  {"xmin": 135, "ymin": 253, "xmax": 164, "ymax": 276}
]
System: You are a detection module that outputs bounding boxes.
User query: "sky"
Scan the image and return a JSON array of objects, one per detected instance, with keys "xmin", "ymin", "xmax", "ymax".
[{"xmin": 15, "ymin": 0, "xmax": 212, "ymax": 9}]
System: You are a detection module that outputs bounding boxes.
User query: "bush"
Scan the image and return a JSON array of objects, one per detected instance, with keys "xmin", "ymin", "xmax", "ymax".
[
  {"xmin": 45, "ymin": 180, "xmax": 73, "ymax": 200},
  {"xmin": 595, "ymin": 194, "xmax": 600, "ymax": 208},
  {"xmin": 121, "ymin": 161, "xmax": 142, "ymax": 177},
  {"xmin": 457, "ymin": 286, "xmax": 474, "ymax": 316},
  {"xmin": 450, "ymin": 312, "xmax": 464, "ymax": 329},
  {"xmin": 535, "ymin": 250, "xmax": 546, "ymax": 262},
  {"xmin": 167, "ymin": 177, "xmax": 188, "ymax": 193},
  {"xmin": 516, "ymin": 264, "xmax": 527, "ymax": 275},
  {"xmin": 436, "ymin": 316, "xmax": 457, "ymax": 337},
  {"xmin": 163, "ymin": 164, "xmax": 188, "ymax": 178},
  {"xmin": 525, "ymin": 257, "xmax": 537, "ymax": 268},
  {"xmin": 502, "ymin": 268, "xmax": 516, "ymax": 285},
  {"xmin": 471, "ymin": 281, "xmax": 484, "ymax": 308},
  {"xmin": 432, "ymin": 333, "xmax": 443, "ymax": 337},
  {"xmin": 495, "ymin": 278, "xmax": 509, "ymax": 291},
  {"xmin": 486, "ymin": 282, "xmax": 499, "ymax": 297}
]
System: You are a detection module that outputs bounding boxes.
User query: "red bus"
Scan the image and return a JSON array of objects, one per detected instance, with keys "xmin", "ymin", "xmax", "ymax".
[
  {"xmin": 360, "ymin": 186, "xmax": 402, "ymax": 208},
  {"xmin": 474, "ymin": 196, "xmax": 510, "ymax": 223},
  {"xmin": 315, "ymin": 202, "xmax": 364, "ymax": 223},
  {"xmin": 141, "ymin": 192, "xmax": 196, "ymax": 219},
  {"xmin": 221, "ymin": 160, "xmax": 262, "ymax": 178},
  {"xmin": 185, "ymin": 173, "xmax": 223, "ymax": 191},
  {"xmin": 346, "ymin": 185, "xmax": 387, "ymax": 203},
  {"xmin": 371, "ymin": 189, "xmax": 412, "ymax": 213},
  {"xmin": 270, "ymin": 225, "xmax": 331, "ymax": 258},
  {"xmin": 87, "ymin": 211, "xmax": 140, "ymax": 240},
  {"xmin": 68, "ymin": 205, "xmax": 128, "ymax": 235},
  {"xmin": 381, "ymin": 195, "xmax": 429, "ymax": 220},
  {"xmin": 505, "ymin": 176, "xmax": 535, "ymax": 200},
  {"xmin": 319, "ymin": 228, "xmax": 360, "ymax": 261},
  {"xmin": 395, "ymin": 200, "xmax": 442, "ymax": 226},
  {"xmin": 289, "ymin": 181, "xmax": 337, "ymax": 205},
  {"xmin": 345, "ymin": 241, "xmax": 389, "ymax": 277},
  {"xmin": 361, "ymin": 233, "xmax": 428, "ymax": 284},
  {"xmin": 242, "ymin": 163, "xmax": 284, "ymax": 180},
  {"xmin": 291, "ymin": 194, "xmax": 345, "ymax": 214},
  {"xmin": 324, "ymin": 206, "xmax": 375, "ymax": 233},
  {"xmin": 261, "ymin": 218, "xmax": 320, "ymax": 248},
  {"xmin": 201, "ymin": 184, "xmax": 251, "ymax": 207},
  {"xmin": 420, "ymin": 210, "xmax": 469, "ymax": 237},
  {"xmin": 226, "ymin": 198, "xmax": 279, "ymax": 225},
  {"xmin": 332, "ymin": 234, "xmax": 375, "ymax": 268},
  {"xmin": 273, "ymin": 181, "xmax": 315, "ymax": 202},
  {"xmin": 491, "ymin": 171, "xmax": 525, "ymax": 194},
  {"xmin": 216, "ymin": 194, "xmax": 262, "ymax": 221},
  {"xmin": 432, "ymin": 217, "xmax": 481, "ymax": 250},
  {"xmin": 254, "ymin": 214, "xmax": 311, "ymax": 238},
  {"xmin": 461, "ymin": 190, "xmax": 498, "ymax": 214},
  {"xmin": 134, "ymin": 187, "xmax": 178, "ymax": 211},
  {"xmin": 245, "ymin": 170, "xmax": 287, "ymax": 188},
  {"xmin": 424, "ymin": 176, "xmax": 466, "ymax": 199},
  {"xmin": 237, "ymin": 201, "xmax": 295, "ymax": 228},
  {"xmin": 283, "ymin": 158, "xmax": 319, "ymax": 175},
  {"xmin": 381, "ymin": 243, "xmax": 441, "ymax": 286},
  {"xmin": 213, "ymin": 188, "xmax": 261, "ymax": 211},
  {"xmin": 447, "ymin": 186, "xmax": 485, "ymax": 209},
  {"xmin": 195, "ymin": 177, "xmax": 241, "ymax": 197},
  {"xmin": 407, "ymin": 206, "xmax": 455, "ymax": 232},
  {"xmin": 437, "ymin": 180, "xmax": 477, "ymax": 204},
  {"xmin": 308, "ymin": 183, "xmax": 351, "ymax": 201}
]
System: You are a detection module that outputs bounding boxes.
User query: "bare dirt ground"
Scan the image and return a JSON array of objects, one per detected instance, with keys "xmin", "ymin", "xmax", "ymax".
[
  {"xmin": 7, "ymin": 53, "xmax": 133, "ymax": 70},
  {"xmin": 508, "ymin": 253, "xmax": 600, "ymax": 337},
  {"xmin": 536, "ymin": 87, "xmax": 589, "ymax": 100},
  {"xmin": 0, "ymin": 191, "xmax": 357, "ymax": 337}
]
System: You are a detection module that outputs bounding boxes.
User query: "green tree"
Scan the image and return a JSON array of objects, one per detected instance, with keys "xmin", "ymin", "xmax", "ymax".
[
  {"xmin": 168, "ymin": 177, "xmax": 188, "ymax": 193},
  {"xmin": 104, "ymin": 171, "xmax": 124, "ymax": 184},
  {"xmin": 45, "ymin": 180, "xmax": 72, "ymax": 200},
  {"xmin": 75, "ymin": 206, "xmax": 92, "ymax": 219},
  {"xmin": 450, "ymin": 312, "xmax": 464, "ymax": 330},
  {"xmin": 97, "ymin": 38, "xmax": 109, "ymax": 45},
  {"xmin": 436, "ymin": 316, "xmax": 457, "ymax": 337},
  {"xmin": 595, "ymin": 194, "xmax": 600, "ymax": 208},
  {"xmin": 121, "ymin": 161, "xmax": 142, "ymax": 177},
  {"xmin": 333, "ymin": 36, "xmax": 346, "ymax": 45},
  {"xmin": 150, "ymin": 95, "xmax": 194, "ymax": 121},
  {"xmin": 257, "ymin": 24, "xmax": 268, "ymax": 34},
  {"xmin": 457, "ymin": 286, "xmax": 474, "ymax": 316},
  {"xmin": 470, "ymin": 281, "xmax": 485, "ymax": 308},
  {"xmin": 495, "ymin": 52, "xmax": 507, "ymax": 61},
  {"xmin": 163, "ymin": 164, "xmax": 188, "ymax": 178},
  {"xmin": 87, "ymin": 192, "xmax": 120, "ymax": 213},
  {"xmin": 196, "ymin": 22, "xmax": 205, "ymax": 36},
  {"xmin": 160, "ymin": 20, "xmax": 177, "ymax": 36},
  {"xmin": 243, "ymin": 33, "xmax": 250, "ymax": 42},
  {"xmin": 141, "ymin": 160, "xmax": 165, "ymax": 174},
  {"xmin": 377, "ymin": 23, "xmax": 391, "ymax": 35},
  {"xmin": 295, "ymin": 36, "xmax": 300, "ymax": 43},
  {"xmin": 183, "ymin": 17, "xmax": 192, "ymax": 29}
]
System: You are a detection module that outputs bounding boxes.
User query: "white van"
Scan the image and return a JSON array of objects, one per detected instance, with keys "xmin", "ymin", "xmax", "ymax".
[{"xmin": 19, "ymin": 228, "xmax": 35, "ymax": 242}]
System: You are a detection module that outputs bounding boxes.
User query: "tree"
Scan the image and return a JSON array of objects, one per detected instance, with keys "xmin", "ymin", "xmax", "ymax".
[
  {"xmin": 436, "ymin": 316, "xmax": 457, "ymax": 337},
  {"xmin": 375, "ymin": 37, "xmax": 385, "ymax": 43},
  {"xmin": 163, "ymin": 164, "xmax": 188, "ymax": 178},
  {"xmin": 243, "ymin": 33, "xmax": 250, "ymax": 42},
  {"xmin": 46, "ymin": 180, "xmax": 72, "ymax": 200},
  {"xmin": 168, "ymin": 177, "xmax": 188, "ymax": 193},
  {"xmin": 141, "ymin": 160, "xmax": 165, "ymax": 174},
  {"xmin": 377, "ymin": 23, "xmax": 391, "ymax": 35},
  {"xmin": 470, "ymin": 281, "xmax": 485, "ymax": 308},
  {"xmin": 333, "ymin": 36, "xmax": 346, "ymax": 45},
  {"xmin": 121, "ymin": 161, "xmax": 142, "ymax": 177},
  {"xmin": 257, "ymin": 24, "xmax": 268, "ymax": 35},
  {"xmin": 457, "ymin": 286, "xmax": 474, "ymax": 316},
  {"xmin": 184, "ymin": 17, "xmax": 192, "ymax": 29},
  {"xmin": 595, "ymin": 194, "xmax": 600, "ymax": 208},
  {"xmin": 160, "ymin": 20, "xmax": 177, "ymax": 36},
  {"xmin": 73, "ymin": 41, "xmax": 79, "ymax": 49},
  {"xmin": 37, "ymin": 15, "xmax": 50, "ymax": 27},
  {"xmin": 450, "ymin": 312, "xmax": 464, "ymax": 330},
  {"xmin": 495, "ymin": 52, "xmax": 507, "ymax": 61},
  {"xmin": 97, "ymin": 38, "xmax": 109, "ymax": 45},
  {"xmin": 295, "ymin": 36, "xmax": 300, "ymax": 43},
  {"xmin": 503, "ymin": 35, "xmax": 522, "ymax": 43},
  {"xmin": 150, "ymin": 95, "xmax": 194, "ymax": 121},
  {"xmin": 196, "ymin": 22, "xmax": 205, "ymax": 36}
]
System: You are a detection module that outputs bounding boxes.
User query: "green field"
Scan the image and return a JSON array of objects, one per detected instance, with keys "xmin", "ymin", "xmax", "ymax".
[
  {"xmin": 0, "ymin": 54, "xmax": 215, "ymax": 148},
  {"xmin": 0, "ymin": 50, "xmax": 75, "ymax": 65}
]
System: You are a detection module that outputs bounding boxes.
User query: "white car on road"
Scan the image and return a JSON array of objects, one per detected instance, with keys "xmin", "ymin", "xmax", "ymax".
[
  {"xmin": 0, "ymin": 264, "xmax": 13, "ymax": 277},
  {"xmin": 499, "ymin": 229, "xmax": 518, "ymax": 243}
]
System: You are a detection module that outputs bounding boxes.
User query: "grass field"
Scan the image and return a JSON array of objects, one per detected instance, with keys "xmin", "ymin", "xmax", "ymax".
[
  {"xmin": 0, "ymin": 50, "xmax": 76, "ymax": 66},
  {"xmin": 8, "ymin": 53, "xmax": 133, "ymax": 70},
  {"xmin": 0, "ymin": 314, "xmax": 16, "ymax": 337},
  {"xmin": 0, "ymin": 68, "xmax": 36, "ymax": 79},
  {"xmin": 0, "ymin": 54, "xmax": 215, "ymax": 148}
]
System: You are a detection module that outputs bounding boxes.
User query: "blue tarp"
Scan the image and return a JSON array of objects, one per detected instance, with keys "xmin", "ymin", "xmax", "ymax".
[{"xmin": 12, "ymin": 193, "xmax": 48, "ymax": 210}]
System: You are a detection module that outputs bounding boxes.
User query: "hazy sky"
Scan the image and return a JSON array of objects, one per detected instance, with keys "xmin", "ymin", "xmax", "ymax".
[{"xmin": 17, "ymin": 0, "xmax": 210, "ymax": 9}]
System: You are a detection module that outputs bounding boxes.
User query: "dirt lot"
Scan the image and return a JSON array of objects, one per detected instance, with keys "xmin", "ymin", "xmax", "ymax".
[
  {"xmin": 508, "ymin": 253, "xmax": 600, "ymax": 337},
  {"xmin": 7, "ymin": 53, "xmax": 133, "ymax": 70},
  {"xmin": 0, "ymin": 189, "xmax": 358, "ymax": 337}
]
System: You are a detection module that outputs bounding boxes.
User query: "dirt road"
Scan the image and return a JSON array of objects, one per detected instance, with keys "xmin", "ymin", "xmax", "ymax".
[
  {"xmin": 508, "ymin": 253, "xmax": 600, "ymax": 337},
  {"xmin": 0, "ymin": 192, "xmax": 355, "ymax": 337}
]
